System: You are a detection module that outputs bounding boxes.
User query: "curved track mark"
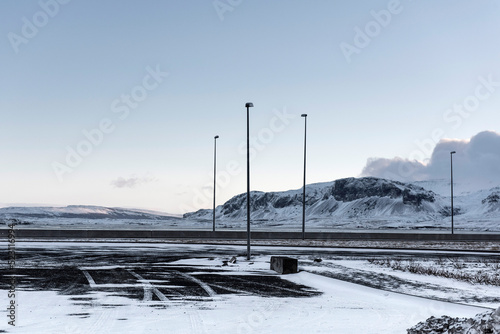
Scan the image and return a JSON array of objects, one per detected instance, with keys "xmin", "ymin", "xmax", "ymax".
[
  {"xmin": 173, "ymin": 271, "xmax": 217, "ymax": 298},
  {"xmin": 80, "ymin": 269, "xmax": 97, "ymax": 288},
  {"xmin": 127, "ymin": 269, "xmax": 169, "ymax": 302}
]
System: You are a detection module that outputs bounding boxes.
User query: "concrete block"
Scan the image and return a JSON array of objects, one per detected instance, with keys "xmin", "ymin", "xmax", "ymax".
[{"xmin": 270, "ymin": 256, "xmax": 298, "ymax": 274}]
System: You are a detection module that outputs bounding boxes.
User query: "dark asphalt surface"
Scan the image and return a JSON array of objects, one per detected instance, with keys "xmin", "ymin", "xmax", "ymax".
[
  {"xmin": 1, "ymin": 244, "xmax": 324, "ymax": 306},
  {"xmin": 2, "ymin": 243, "xmax": 499, "ymax": 307}
]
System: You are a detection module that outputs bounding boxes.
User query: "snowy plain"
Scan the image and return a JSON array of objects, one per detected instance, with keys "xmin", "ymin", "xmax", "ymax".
[{"xmin": 1, "ymin": 242, "xmax": 497, "ymax": 333}]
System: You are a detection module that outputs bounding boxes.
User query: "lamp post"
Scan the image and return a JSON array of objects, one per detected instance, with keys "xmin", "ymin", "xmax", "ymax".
[
  {"xmin": 450, "ymin": 151, "xmax": 456, "ymax": 235},
  {"xmin": 301, "ymin": 114, "xmax": 307, "ymax": 240},
  {"xmin": 213, "ymin": 135, "xmax": 219, "ymax": 232},
  {"xmin": 245, "ymin": 102, "xmax": 253, "ymax": 260}
]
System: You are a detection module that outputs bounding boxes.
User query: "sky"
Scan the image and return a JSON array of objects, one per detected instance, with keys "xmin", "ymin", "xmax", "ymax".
[{"xmin": 1, "ymin": 0, "xmax": 500, "ymax": 214}]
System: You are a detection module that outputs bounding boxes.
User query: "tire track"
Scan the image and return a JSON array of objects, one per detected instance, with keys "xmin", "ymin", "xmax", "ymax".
[
  {"xmin": 173, "ymin": 270, "xmax": 217, "ymax": 298},
  {"xmin": 127, "ymin": 269, "xmax": 169, "ymax": 302}
]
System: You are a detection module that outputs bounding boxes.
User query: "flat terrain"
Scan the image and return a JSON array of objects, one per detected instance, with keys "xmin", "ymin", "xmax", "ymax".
[{"xmin": 1, "ymin": 242, "xmax": 499, "ymax": 333}]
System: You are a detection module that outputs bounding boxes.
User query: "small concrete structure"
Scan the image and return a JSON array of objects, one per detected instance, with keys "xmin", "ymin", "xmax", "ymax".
[{"xmin": 270, "ymin": 256, "xmax": 298, "ymax": 274}]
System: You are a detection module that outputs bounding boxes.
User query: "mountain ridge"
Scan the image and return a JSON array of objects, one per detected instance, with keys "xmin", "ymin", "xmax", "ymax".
[
  {"xmin": 0, "ymin": 205, "xmax": 180, "ymax": 220},
  {"xmin": 184, "ymin": 177, "xmax": 500, "ymax": 228},
  {"xmin": 2, "ymin": 177, "xmax": 499, "ymax": 231}
]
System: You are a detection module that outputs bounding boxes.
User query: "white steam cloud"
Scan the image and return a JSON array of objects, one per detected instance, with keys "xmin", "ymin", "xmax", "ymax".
[{"xmin": 361, "ymin": 131, "xmax": 500, "ymax": 186}]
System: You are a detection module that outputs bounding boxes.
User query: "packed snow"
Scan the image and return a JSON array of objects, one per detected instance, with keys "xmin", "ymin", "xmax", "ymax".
[{"xmin": 1, "ymin": 242, "xmax": 497, "ymax": 333}]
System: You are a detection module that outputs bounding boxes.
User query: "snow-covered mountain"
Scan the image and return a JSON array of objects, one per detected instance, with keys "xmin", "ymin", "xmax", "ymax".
[
  {"xmin": 2, "ymin": 177, "xmax": 499, "ymax": 231},
  {"xmin": 185, "ymin": 177, "xmax": 446, "ymax": 221},
  {"xmin": 0, "ymin": 205, "xmax": 179, "ymax": 220},
  {"xmin": 184, "ymin": 177, "xmax": 500, "ymax": 230}
]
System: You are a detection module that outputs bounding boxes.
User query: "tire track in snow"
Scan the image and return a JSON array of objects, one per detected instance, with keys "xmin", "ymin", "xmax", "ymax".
[
  {"xmin": 80, "ymin": 269, "xmax": 97, "ymax": 288},
  {"xmin": 173, "ymin": 270, "xmax": 217, "ymax": 298},
  {"xmin": 126, "ymin": 269, "xmax": 169, "ymax": 302},
  {"xmin": 74, "ymin": 268, "xmax": 117, "ymax": 334}
]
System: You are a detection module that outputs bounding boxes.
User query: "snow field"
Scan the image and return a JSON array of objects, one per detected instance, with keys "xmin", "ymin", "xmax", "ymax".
[{"xmin": 1, "ymin": 246, "xmax": 493, "ymax": 334}]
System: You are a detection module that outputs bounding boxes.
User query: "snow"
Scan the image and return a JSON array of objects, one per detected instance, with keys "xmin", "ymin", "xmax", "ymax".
[
  {"xmin": 3, "ymin": 272, "xmax": 486, "ymax": 334},
  {"xmin": 0, "ymin": 177, "xmax": 498, "ymax": 235},
  {"xmin": 4, "ymin": 177, "xmax": 499, "ymax": 231},
  {"xmin": 1, "ymin": 242, "xmax": 493, "ymax": 333},
  {"xmin": 408, "ymin": 307, "xmax": 500, "ymax": 333},
  {"xmin": 0, "ymin": 205, "xmax": 178, "ymax": 220},
  {"xmin": 304, "ymin": 259, "xmax": 500, "ymax": 309}
]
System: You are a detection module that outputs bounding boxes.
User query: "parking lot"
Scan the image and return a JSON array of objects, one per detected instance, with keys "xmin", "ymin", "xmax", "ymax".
[
  {"xmin": 1, "ymin": 242, "xmax": 495, "ymax": 333},
  {"xmin": 1, "ymin": 243, "xmax": 320, "ymax": 305}
]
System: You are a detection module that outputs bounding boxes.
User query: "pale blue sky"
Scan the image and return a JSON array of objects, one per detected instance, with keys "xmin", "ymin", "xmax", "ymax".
[{"xmin": 1, "ymin": 0, "xmax": 499, "ymax": 213}]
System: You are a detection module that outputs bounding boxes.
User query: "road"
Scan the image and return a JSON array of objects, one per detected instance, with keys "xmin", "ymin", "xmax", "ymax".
[
  {"xmin": 2, "ymin": 242, "xmax": 499, "ymax": 333},
  {"xmin": 2, "ymin": 243, "xmax": 322, "ymax": 303},
  {"xmin": 2, "ymin": 242, "xmax": 500, "ymax": 303}
]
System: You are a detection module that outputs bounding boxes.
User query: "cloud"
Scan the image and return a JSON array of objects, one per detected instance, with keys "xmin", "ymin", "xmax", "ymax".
[
  {"xmin": 110, "ymin": 175, "xmax": 156, "ymax": 189},
  {"xmin": 361, "ymin": 131, "xmax": 500, "ymax": 186}
]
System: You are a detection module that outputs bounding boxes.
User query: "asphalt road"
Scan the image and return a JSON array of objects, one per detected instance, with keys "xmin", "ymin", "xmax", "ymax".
[
  {"xmin": 3, "ymin": 243, "xmax": 500, "ymax": 306},
  {"xmin": 1, "ymin": 244, "xmax": 327, "ymax": 306}
]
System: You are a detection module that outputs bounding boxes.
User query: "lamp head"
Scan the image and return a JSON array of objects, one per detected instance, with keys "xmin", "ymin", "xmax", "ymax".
[
  {"xmin": 301, "ymin": 114, "xmax": 307, "ymax": 117},
  {"xmin": 245, "ymin": 102, "xmax": 254, "ymax": 108},
  {"xmin": 450, "ymin": 151, "xmax": 456, "ymax": 154},
  {"xmin": 215, "ymin": 135, "xmax": 219, "ymax": 139}
]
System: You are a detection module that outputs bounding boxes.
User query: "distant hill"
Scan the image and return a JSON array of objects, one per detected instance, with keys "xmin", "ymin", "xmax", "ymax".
[{"xmin": 0, "ymin": 205, "xmax": 180, "ymax": 220}]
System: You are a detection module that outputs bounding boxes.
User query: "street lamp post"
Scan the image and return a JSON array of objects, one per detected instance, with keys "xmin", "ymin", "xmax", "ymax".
[
  {"xmin": 301, "ymin": 114, "xmax": 307, "ymax": 240},
  {"xmin": 245, "ymin": 102, "xmax": 253, "ymax": 260},
  {"xmin": 213, "ymin": 135, "xmax": 219, "ymax": 232},
  {"xmin": 450, "ymin": 151, "xmax": 456, "ymax": 235}
]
